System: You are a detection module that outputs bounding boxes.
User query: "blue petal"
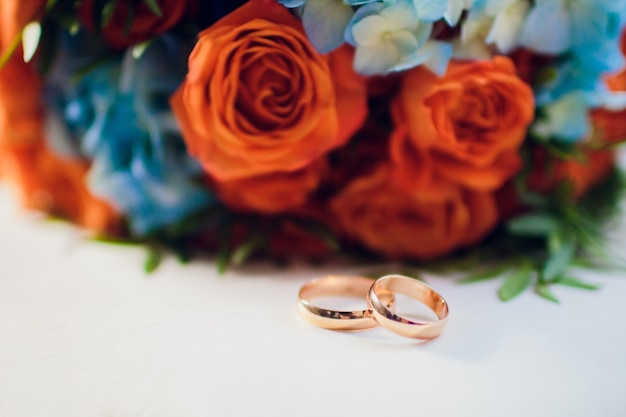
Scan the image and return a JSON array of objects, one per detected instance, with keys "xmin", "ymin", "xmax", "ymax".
[
  {"xmin": 412, "ymin": 0, "xmax": 448, "ymax": 21},
  {"xmin": 47, "ymin": 34, "xmax": 216, "ymax": 236},
  {"xmin": 520, "ymin": 1, "xmax": 571, "ymax": 54},
  {"xmin": 345, "ymin": 2, "xmax": 385, "ymax": 46},
  {"xmin": 533, "ymin": 92, "xmax": 591, "ymax": 142},
  {"xmin": 303, "ymin": 0, "xmax": 354, "ymax": 53}
]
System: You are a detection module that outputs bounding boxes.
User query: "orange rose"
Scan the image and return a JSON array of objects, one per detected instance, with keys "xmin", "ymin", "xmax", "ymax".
[
  {"xmin": 0, "ymin": 54, "xmax": 118, "ymax": 233},
  {"xmin": 528, "ymin": 148, "xmax": 615, "ymax": 199},
  {"xmin": 590, "ymin": 108, "xmax": 626, "ymax": 144},
  {"xmin": 171, "ymin": 0, "xmax": 367, "ymax": 181},
  {"xmin": 215, "ymin": 158, "xmax": 328, "ymax": 214},
  {"xmin": 497, "ymin": 148, "xmax": 616, "ymax": 222},
  {"xmin": 1, "ymin": 141, "xmax": 120, "ymax": 234},
  {"xmin": 80, "ymin": 0, "xmax": 189, "ymax": 48},
  {"xmin": 0, "ymin": 57, "xmax": 43, "ymax": 148},
  {"xmin": 0, "ymin": 0, "xmax": 45, "ymax": 53},
  {"xmin": 390, "ymin": 57, "xmax": 534, "ymax": 191},
  {"xmin": 330, "ymin": 165, "xmax": 498, "ymax": 260}
]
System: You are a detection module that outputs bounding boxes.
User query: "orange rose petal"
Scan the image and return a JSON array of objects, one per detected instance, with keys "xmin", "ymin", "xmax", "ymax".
[
  {"xmin": 216, "ymin": 158, "xmax": 328, "ymax": 214},
  {"xmin": 527, "ymin": 147, "xmax": 616, "ymax": 201},
  {"xmin": 389, "ymin": 120, "xmax": 436, "ymax": 188},
  {"xmin": 0, "ymin": 57, "xmax": 43, "ymax": 147},
  {"xmin": 434, "ymin": 150, "xmax": 523, "ymax": 191},
  {"xmin": 395, "ymin": 66, "xmax": 441, "ymax": 148},
  {"xmin": 328, "ymin": 45, "xmax": 368, "ymax": 146},
  {"xmin": 591, "ymin": 108, "xmax": 626, "ymax": 143},
  {"xmin": 1, "ymin": 142, "xmax": 119, "ymax": 234},
  {"xmin": 0, "ymin": 0, "xmax": 45, "ymax": 52},
  {"xmin": 461, "ymin": 190, "xmax": 498, "ymax": 246}
]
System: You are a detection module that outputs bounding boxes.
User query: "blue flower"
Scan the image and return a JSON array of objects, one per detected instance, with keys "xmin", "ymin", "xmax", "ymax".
[
  {"xmin": 47, "ymin": 34, "xmax": 215, "ymax": 237},
  {"xmin": 278, "ymin": 0, "xmax": 453, "ymax": 73},
  {"xmin": 515, "ymin": 0, "xmax": 626, "ymax": 142},
  {"xmin": 532, "ymin": 62, "xmax": 626, "ymax": 143},
  {"xmin": 301, "ymin": 0, "xmax": 355, "ymax": 53},
  {"xmin": 345, "ymin": 0, "xmax": 451, "ymax": 75},
  {"xmin": 532, "ymin": 91, "xmax": 592, "ymax": 142},
  {"xmin": 278, "ymin": 0, "xmax": 377, "ymax": 54},
  {"xmin": 519, "ymin": 0, "xmax": 626, "ymax": 78}
]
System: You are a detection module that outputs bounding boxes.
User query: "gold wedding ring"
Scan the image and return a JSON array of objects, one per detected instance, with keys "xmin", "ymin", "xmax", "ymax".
[
  {"xmin": 368, "ymin": 274, "xmax": 449, "ymax": 339},
  {"xmin": 297, "ymin": 274, "xmax": 449, "ymax": 339},
  {"xmin": 298, "ymin": 275, "xmax": 391, "ymax": 331}
]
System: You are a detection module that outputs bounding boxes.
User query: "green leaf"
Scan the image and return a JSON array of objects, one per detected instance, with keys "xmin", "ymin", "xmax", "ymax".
[
  {"xmin": 547, "ymin": 230, "xmax": 564, "ymax": 253},
  {"xmin": 144, "ymin": 247, "xmax": 162, "ymax": 274},
  {"xmin": 507, "ymin": 213, "xmax": 559, "ymax": 237},
  {"xmin": 554, "ymin": 276, "xmax": 601, "ymax": 291},
  {"xmin": 46, "ymin": 0, "xmax": 59, "ymax": 10},
  {"xmin": 579, "ymin": 169, "xmax": 625, "ymax": 221},
  {"xmin": 0, "ymin": 31, "xmax": 23, "ymax": 68},
  {"xmin": 215, "ymin": 242, "xmax": 231, "ymax": 275},
  {"xmin": 91, "ymin": 235, "xmax": 141, "ymax": 247},
  {"xmin": 518, "ymin": 191, "xmax": 549, "ymax": 208},
  {"xmin": 289, "ymin": 220, "xmax": 340, "ymax": 252},
  {"xmin": 498, "ymin": 268, "xmax": 533, "ymax": 301},
  {"xmin": 230, "ymin": 233, "xmax": 265, "ymax": 266},
  {"xmin": 554, "ymin": 180, "xmax": 575, "ymax": 204},
  {"xmin": 458, "ymin": 264, "xmax": 509, "ymax": 284},
  {"xmin": 123, "ymin": 4, "xmax": 135, "ymax": 36},
  {"xmin": 101, "ymin": 0, "xmax": 120, "ymax": 27},
  {"xmin": 131, "ymin": 39, "xmax": 152, "ymax": 59},
  {"xmin": 22, "ymin": 22, "xmax": 42, "ymax": 63},
  {"xmin": 534, "ymin": 67, "xmax": 559, "ymax": 85},
  {"xmin": 68, "ymin": 21, "xmax": 80, "ymax": 35},
  {"xmin": 542, "ymin": 240, "xmax": 575, "ymax": 282},
  {"xmin": 535, "ymin": 283, "xmax": 560, "ymax": 303},
  {"xmin": 214, "ymin": 216, "xmax": 235, "ymax": 274},
  {"xmin": 543, "ymin": 142, "xmax": 587, "ymax": 162},
  {"xmin": 143, "ymin": 0, "xmax": 163, "ymax": 17}
]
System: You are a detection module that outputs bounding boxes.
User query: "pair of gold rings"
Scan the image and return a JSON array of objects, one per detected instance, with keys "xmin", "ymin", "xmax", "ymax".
[{"xmin": 298, "ymin": 274, "xmax": 449, "ymax": 339}]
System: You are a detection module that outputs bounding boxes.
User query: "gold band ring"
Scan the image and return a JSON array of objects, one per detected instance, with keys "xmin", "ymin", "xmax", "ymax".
[
  {"xmin": 367, "ymin": 274, "xmax": 449, "ymax": 339},
  {"xmin": 298, "ymin": 275, "xmax": 391, "ymax": 331}
]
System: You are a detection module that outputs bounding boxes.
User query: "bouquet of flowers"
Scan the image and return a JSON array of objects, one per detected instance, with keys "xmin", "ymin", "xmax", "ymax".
[{"xmin": 1, "ymin": 0, "xmax": 626, "ymax": 301}]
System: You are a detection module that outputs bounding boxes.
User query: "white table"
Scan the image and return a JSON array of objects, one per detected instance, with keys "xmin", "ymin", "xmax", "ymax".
[{"xmin": 1, "ymin": 184, "xmax": 625, "ymax": 417}]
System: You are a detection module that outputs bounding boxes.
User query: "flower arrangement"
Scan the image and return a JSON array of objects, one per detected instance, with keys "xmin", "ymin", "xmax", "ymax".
[{"xmin": 1, "ymin": 0, "xmax": 626, "ymax": 301}]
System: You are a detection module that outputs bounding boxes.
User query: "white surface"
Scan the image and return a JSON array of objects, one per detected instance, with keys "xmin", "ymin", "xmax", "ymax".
[{"xmin": 1, "ymin": 184, "xmax": 626, "ymax": 417}]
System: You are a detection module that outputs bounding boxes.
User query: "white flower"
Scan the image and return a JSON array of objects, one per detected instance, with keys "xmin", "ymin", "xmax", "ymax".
[
  {"xmin": 485, "ymin": 0, "xmax": 530, "ymax": 52},
  {"xmin": 455, "ymin": 0, "xmax": 529, "ymax": 58},
  {"xmin": 346, "ymin": 0, "xmax": 436, "ymax": 75},
  {"xmin": 445, "ymin": 0, "xmax": 475, "ymax": 26}
]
